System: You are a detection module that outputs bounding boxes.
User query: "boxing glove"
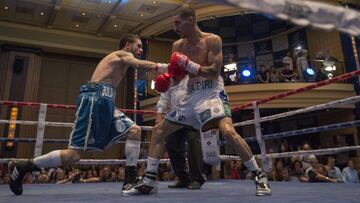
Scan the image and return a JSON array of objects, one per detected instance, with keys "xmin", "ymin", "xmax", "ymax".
[
  {"xmin": 155, "ymin": 73, "xmax": 171, "ymax": 93},
  {"xmin": 169, "ymin": 52, "xmax": 201, "ymax": 75}
]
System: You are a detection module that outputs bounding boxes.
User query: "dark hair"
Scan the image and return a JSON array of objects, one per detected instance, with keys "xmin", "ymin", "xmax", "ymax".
[
  {"xmin": 176, "ymin": 7, "xmax": 196, "ymax": 21},
  {"xmin": 119, "ymin": 34, "xmax": 139, "ymax": 49}
]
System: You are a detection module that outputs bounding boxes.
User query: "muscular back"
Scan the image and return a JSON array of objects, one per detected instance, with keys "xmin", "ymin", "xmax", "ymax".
[{"xmin": 90, "ymin": 51, "xmax": 131, "ymax": 87}]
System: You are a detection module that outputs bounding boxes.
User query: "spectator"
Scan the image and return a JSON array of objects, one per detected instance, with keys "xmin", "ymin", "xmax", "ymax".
[
  {"xmin": 326, "ymin": 156, "xmax": 344, "ymax": 182},
  {"xmin": 234, "ymin": 160, "xmax": 249, "ymax": 180},
  {"xmin": 0, "ymin": 169, "xmax": 4, "ymax": 184},
  {"xmin": 256, "ymin": 65, "xmax": 270, "ymax": 83},
  {"xmin": 334, "ymin": 136, "xmax": 350, "ymax": 170},
  {"xmin": 300, "ymin": 156, "xmax": 337, "ymax": 183},
  {"xmin": 282, "ymin": 51, "xmax": 294, "ymax": 71},
  {"xmin": 118, "ymin": 167, "xmax": 125, "ymax": 182},
  {"xmin": 3, "ymin": 173, "xmax": 11, "ymax": 184},
  {"xmin": 280, "ymin": 63, "xmax": 297, "ymax": 82},
  {"xmin": 282, "ymin": 167, "xmax": 291, "ymax": 182},
  {"xmin": 342, "ymin": 160, "xmax": 359, "ymax": 183},
  {"xmin": 271, "ymin": 159, "xmax": 286, "ymax": 181},
  {"xmin": 278, "ymin": 141, "xmax": 291, "ymax": 167},
  {"xmin": 269, "ymin": 65, "xmax": 280, "ymax": 83},
  {"xmin": 290, "ymin": 160, "xmax": 305, "ymax": 180},
  {"xmin": 223, "ymin": 160, "xmax": 234, "ymax": 179}
]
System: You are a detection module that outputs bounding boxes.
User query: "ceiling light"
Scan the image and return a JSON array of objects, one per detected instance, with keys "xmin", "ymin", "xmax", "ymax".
[
  {"xmin": 82, "ymin": 12, "xmax": 86, "ymax": 16},
  {"xmin": 113, "ymin": 24, "xmax": 117, "ymax": 28},
  {"xmin": 75, "ymin": 24, "xmax": 79, "ymax": 27},
  {"xmin": 152, "ymin": 1, "xmax": 157, "ymax": 4},
  {"xmin": 140, "ymin": 13, "xmax": 144, "ymax": 17},
  {"xmin": 4, "ymin": 6, "xmax": 9, "ymax": 10},
  {"xmin": 40, "ymin": 12, "xmax": 44, "ymax": 15}
]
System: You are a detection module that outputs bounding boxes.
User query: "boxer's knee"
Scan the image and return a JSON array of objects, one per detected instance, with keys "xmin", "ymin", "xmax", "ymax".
[
  {"xmin": 61, "ymin": 149, "xmax": 82, "ymax": 165},
  {"xmin": 127, "ymin": 125, "xmax": 141, "ymax": 141},
  {"xmin": 152, "ymin": 125, "xmax": 167, "ymax": 143}
]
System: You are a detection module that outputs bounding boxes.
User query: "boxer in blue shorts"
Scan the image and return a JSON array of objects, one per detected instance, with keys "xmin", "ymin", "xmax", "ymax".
[{"xmin": 8, "ymin": 34, "xmax": 168, "ymax": 196}]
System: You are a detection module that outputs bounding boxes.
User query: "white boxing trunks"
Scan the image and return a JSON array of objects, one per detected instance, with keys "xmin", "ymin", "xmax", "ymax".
[{"xmin": 165, "ymin": 75, "xmax": 231, "ymax": 131}]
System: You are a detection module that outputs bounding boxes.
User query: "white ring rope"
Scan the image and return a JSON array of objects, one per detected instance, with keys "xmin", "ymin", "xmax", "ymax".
[
  {"xmin": 1, "ymin": 145, "xmax": 359, "ymax": 164},
  {"xmin": 222, "ymin": 0, "xmax": 360, "ymax": 36},
  {"xmin": 235, "ymin": 95, "xmax": 360, "ymax": 127},
  {"xmin": 0, "ymin": 119, "xmax": 153, "ymax": 131}
]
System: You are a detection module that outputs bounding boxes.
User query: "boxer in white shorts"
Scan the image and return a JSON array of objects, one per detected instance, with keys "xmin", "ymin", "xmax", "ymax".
[{"xmin": 124, "ymin": 7, "xmax": 271, "ymax": 197}]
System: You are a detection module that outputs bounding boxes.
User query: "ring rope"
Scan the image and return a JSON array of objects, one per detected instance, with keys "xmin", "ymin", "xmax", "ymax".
[
  {"xmin": 1, "ymin": 145, "xmax": 358, "ymax": 164},
  {"xmin": 233, "ymin": 69, "xmax": 360, "ymax": 111},
  {"xmin": 222, "ymin": 0, "xmax": 360, "ymax": 36},
  {"xmin": 244, "ymin": 119, "xmax": 360, "ymax": 142},
  {"xmin": 234, "ymin": 95, "xmax": 360, "ymax": 127}
]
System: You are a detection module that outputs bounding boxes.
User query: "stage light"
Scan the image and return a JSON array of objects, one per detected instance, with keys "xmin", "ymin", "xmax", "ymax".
[
  {"xmin": 306, "ymin": 68, "xmax": 315, "ymax": 76},
  {"xmin": 224, "ymin": 63, "xmax": 237, "ymax": 72},
  {"xmin": 242, "ymin": 69, "xmax": 251, "ymax": 77},
  {"xmin": 303, "ymin": 67, "xmax": 316, "ymax": 82},
  {"xmin": 238, "ymin": 66, "xmax": 255, "ymax": 84}
]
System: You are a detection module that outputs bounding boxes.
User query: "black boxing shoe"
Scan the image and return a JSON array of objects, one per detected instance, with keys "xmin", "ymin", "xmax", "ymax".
[
  {"xmin": 8, "ymin": 160, "xmax": 40, "ymax": 195},
  {"xmin": 168, "ymin": 180, "xmax": 190, "ymax": 188},
  {"xmin": 122, "ymin": 166, "xmax": 139, "ymax": 191},
  {"xmin": 253, "ymin": 169, "xmax": 272, "ymax": 196},
  {"xmin": 187, "ymin": 181, "xmax": 203, "ymax": 190}
]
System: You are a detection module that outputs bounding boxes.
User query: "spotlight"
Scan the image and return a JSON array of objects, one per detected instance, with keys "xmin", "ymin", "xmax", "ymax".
[
  {"xmin": 224, "ymin": 63, "xmax": 237, "ymax": 72},
  {"xmin": 238, "ymin": 66, "xmax": 255, "ymax": 84},
  {"xmin": 303, "ymin": 67, "xmax": 316, "ymax": 82},
  {"xmin": 295, "ymin": 45, "xmax": 302, "ymax": 50},
  {"xmin": 306, "ymin": 68, "xmax": 315, "ymax": 76},
  {"xmin": 242, "ymin": 69, "xmax": 251, "ymax": 77}
]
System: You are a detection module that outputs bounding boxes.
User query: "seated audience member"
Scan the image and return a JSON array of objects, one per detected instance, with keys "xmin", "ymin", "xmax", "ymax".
[
  {"xmin": 326, "ymin": 156, "xmax": 344, "ymax": 183},
  {"xmin": 269, "ymin": 65, "xmax": 280, "ymax": 83},
  {"xmin": 256, "ymin": 65, "xmax": 270, "ymax": 83},
  {"xmin": 290, "ymin": 160, "xmax": 305, "ymax": 180},
  {"xmin": 271, "ymin": 159, "xmax": 287, "ymax": 181},
  {"xmin": 280, "ymin": 63, "xmax": 297, "ymax": 82},
  {"xmin": 300, "ymin": 157, "xmax": 337, "ymax": 183},
  {"xmin": 342, "ymin": 160, "xmax": 359, "ymax": 183}
]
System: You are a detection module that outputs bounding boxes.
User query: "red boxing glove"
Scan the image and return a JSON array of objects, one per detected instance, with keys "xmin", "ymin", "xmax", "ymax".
[
  {"xmin": 168, "ymin": 63, "xmax": 187, "ymax": 81},
  {"xmin": 155, "ymin": 73, "xmax": 171, "ymax": 93},
  {"xmin": 169, "ymin": 52, "xmax": 201, "ymax": 75}
]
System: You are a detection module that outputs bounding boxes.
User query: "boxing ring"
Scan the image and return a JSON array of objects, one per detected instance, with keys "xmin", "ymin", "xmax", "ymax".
[
  {"xmin": 1, "ymin": 0, "xmax": 360, "ymax": 202},
  {"xmin": 1, "ymin": 69, "xmax": 360, "ymax": 202}
]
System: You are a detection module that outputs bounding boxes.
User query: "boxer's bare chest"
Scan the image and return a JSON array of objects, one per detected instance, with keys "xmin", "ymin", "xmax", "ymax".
[{"xmin": 180, "ymin": 38, "xmax": 209, "ymax": 66}]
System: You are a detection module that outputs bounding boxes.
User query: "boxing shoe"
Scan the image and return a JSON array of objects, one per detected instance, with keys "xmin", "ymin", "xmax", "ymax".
[
  {"xmin": 122, "ymin": 178, "xmax": 157, "ymax": 196},
  {"xmin": 168, "ymin": 180, "xmax": 190, "ymax": 188},
  {"xmin": 187, "ymin": 181, "xmax": 203, "ymax": 190},
  {"xmin": 253, "ymin": 169, "xmax": 272, "ymax": 196},
  {"xmin": 122, "ymin": 166, "xmax": 138, "ymax": 191},
  {"xmin": 8, "ymin": 160, "xmax": 40, "ymax": 195}
]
